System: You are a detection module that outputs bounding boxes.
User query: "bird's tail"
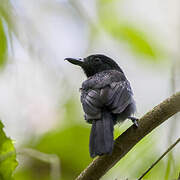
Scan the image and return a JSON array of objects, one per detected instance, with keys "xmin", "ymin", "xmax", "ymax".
[{"xmin": 89, "ymin": 111, "xmax": 114, "ymax": 158}]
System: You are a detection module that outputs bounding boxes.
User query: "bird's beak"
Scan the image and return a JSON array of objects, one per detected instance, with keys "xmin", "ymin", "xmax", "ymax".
[{"xmin": 65, "ymin": 58, "xmax": 84, "ymax": 66}]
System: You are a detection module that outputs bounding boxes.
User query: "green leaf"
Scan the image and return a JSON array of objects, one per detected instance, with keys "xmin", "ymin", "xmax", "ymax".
[
  {"xmin": 107, "ymin": 23, "xmax": 162, "ymax": 60},
  {"xmin": 0, "ymin": 18, "xmax": 7, "ymax": 67},
  {"xmin": 99, "ymin": 0, "xmax": 118, "ymax": 4},
  {"xmin": 98, "ymin": 0, "xmax": 165, "ymax": 61},
  {"xmin": 0, "ymin": 120, "xmax": 18, "ymax": 180}
]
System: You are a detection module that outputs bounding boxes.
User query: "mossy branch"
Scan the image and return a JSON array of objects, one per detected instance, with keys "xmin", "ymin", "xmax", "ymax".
[{"xmin": 76, "ymin": 92, "xmax": 180, "ymax": 180}]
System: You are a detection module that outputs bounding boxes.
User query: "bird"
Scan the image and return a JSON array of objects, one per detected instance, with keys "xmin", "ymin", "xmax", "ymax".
[{"xmin": 65, "ymin": 54, "xmax": 138, "ymax": 158}]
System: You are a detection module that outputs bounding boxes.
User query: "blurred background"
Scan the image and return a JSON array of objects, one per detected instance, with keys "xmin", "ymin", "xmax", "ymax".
[{"xmin": 0, "ymin": 0, "xmax": 180, "ymax": 179}]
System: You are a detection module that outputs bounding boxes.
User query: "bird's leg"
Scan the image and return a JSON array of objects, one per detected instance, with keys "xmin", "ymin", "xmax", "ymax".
[
  {"xmin": 128, "ymin": 117, "xmax": 139, "ymax": 127},
  {"xmin": 84, "ymin": 115, "xmax": 93, "ymax": 124}
]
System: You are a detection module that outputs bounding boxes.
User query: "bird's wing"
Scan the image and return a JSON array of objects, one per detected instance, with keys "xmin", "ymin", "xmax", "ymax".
[
  {"xmin": 100, "ymin": 81, "xmax": 133, "ymax": 114},
  {"xmin": 81, "ymin": 88, "xmax": 102, "ymax": 121},
  {"xmin": 80, "ymin": 70, "xmax": 133, "ymax": 121}
]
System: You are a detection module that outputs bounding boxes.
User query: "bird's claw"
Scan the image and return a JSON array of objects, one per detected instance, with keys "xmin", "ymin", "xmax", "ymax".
[{"xmin": 128, "ymin": 117, "xmax": 139, "ymax": 127}]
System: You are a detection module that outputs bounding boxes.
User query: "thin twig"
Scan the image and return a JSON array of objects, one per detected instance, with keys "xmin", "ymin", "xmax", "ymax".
[{"xmin": 138, "ymin": 138, "xmax": 180, "ymax": 180}]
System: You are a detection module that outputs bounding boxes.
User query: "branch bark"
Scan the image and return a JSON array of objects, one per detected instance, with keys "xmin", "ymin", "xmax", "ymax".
[{"xmin": 76, "ymin": 92, "xmax": 180, "ymax": 180}]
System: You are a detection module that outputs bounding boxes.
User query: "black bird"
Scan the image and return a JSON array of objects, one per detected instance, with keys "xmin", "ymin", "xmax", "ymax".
[{"xmin": 65, "ymin": 54, "xmax": 137, "ymax": 158}]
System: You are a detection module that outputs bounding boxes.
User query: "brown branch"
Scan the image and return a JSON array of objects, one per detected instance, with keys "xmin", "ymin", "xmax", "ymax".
[
  {"xmin": 138, "ymin": 138, "xmax": 180, "ymax": 180},
  {"xmin": 76, "ymin": 91, "xmax": 180, "ymax": 180}
]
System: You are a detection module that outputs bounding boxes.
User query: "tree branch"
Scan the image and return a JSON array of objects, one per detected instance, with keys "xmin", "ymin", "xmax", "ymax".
[{"xmin": 76, "ymin": 91, "xmax": 180, "ymax": 180}]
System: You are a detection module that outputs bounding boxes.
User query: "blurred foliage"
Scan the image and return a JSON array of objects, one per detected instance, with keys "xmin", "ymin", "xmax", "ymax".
[
  {"xmin": 0, "ymin": 0, "xmax": 178, "ymax": 180},
  {"xmin": 0, "ymin": 0, "xmax": 16, "ymax": 68},
  {"xmin": 0, "ymin": 1, "xmax": 18, "ymax": 177},
  {"xmin": 0, "ymin": 0, "xmax": 13, "ymax": 28},
  {"xmin": 15, "ymin": 124, "xmax": 91, "ymax": 180},
  {"xmin": 164, "ymin": 151, "xmax": 180, "ymax": 180},
  {"xmin": 0, "ymin": 18, "xmax": 7, "ymax": 67},
  {"xmin": 14, "ymin": 97, "xmax": 180, "ymax": 180},
  {"xmin": 97, "ymin": 0, "xmax": 165, "ymax": 61},
  {"xmin": 0, "ymin": 120, "xmax": 18, "ymax": 180},
  {"xmin": 14, "ymin": 98, "xmax": 92, "ymax": 180}
]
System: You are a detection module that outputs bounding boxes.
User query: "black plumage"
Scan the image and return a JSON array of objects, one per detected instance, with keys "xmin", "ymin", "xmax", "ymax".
[{"xmin": 65, "ymin": 54, "xmax": 137, "ymax": 158}]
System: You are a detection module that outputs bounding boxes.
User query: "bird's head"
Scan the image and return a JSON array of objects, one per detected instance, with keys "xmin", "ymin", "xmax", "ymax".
[{"xmin": 65, "ymin": 54, "xmax": 123, "ymax": 77}]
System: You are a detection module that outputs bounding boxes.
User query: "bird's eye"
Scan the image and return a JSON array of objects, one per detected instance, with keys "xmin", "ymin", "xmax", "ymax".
[{"xmin": 94, "ymin": 58, "xmax": 101, "ymax": 62}]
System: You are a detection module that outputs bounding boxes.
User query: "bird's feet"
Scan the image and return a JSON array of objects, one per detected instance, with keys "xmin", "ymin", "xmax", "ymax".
[{"xmin": 128, "ymin": 117, "xmax": 139, "ymax": 127}]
